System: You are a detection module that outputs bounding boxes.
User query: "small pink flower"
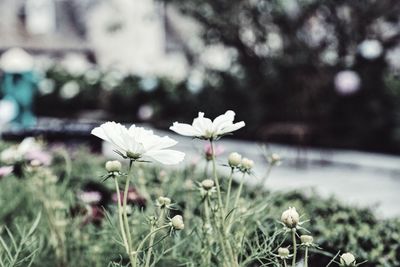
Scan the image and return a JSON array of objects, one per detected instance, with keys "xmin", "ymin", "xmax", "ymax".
[
  {"xmin": 25, "ymin": 150, "xmax": 52, "ymax": 166},
  {"xmin": 204, "ymin": 143, "xmax": 224, "ymax": 161},
  {"xmin": 112, "ymin": 187, "xmax": 146, "ymax": 208},
  {"xmin": 0, "ymin": 166, "xmax": 13, "ymax": 178}
]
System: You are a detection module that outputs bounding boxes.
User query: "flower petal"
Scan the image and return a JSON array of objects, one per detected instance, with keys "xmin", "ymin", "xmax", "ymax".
[
  {"xmin": 91, "ymin": 122, "xmax": 128, "ymax": 153},
  {"xmin": 145, "ymin": 149, "xmax": 185, "ymax": 165},
  {"xmin": 170, "ymin": 122, "xmax": 200, "ymax": 137},
  {"xmin": 192, "ymin": 112, "xmax": 213, "ymax": 134},
  {"xmin": 212, "ymin": 110, "xmax": 235, "ymax": 133},
  {"xmin": 145, "ymin": 136, "xmax": 178, "ymax": 151},
  {"xmin": 219, "ymin": 121, "xmax": 245, "ymax": 135}
]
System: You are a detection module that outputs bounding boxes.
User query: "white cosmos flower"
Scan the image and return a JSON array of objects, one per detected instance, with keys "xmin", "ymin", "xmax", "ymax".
[
  {"xmin": 169, "ymin": 110, "xmax": 245, "ymax": 140},
  {"xmin": 91, "ymin": 122, "xmax": 185, "ymax": 165}
]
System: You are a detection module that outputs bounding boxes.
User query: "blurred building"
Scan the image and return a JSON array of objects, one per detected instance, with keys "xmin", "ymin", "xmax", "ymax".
[
  {"xmin": 0, "ymin": 0, "xmax": 209, "ymax": 81},
  {"xmin": 0, "ymin": 0, "xmax": 94, "ymax": 57}
]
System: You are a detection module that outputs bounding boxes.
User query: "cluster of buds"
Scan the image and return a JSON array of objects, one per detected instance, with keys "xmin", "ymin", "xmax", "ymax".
[
  {"xmin": 170, "ymin": 215, "xmax": 184, "ymax": 230},
  {"xmin": 277, "ymin": 207, "xmax": 362, "ymax": 267},
  {"xmin": 156, "ymin": 196, "xmax": 172, "ymax": 209},
  {"xmin": 227, "ymin": 152, "xmax": 254, "ymax": 173}
]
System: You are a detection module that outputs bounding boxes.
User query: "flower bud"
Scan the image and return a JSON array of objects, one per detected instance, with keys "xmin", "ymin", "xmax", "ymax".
[
  {"xmin": 105, "ymin": 160, "xmax": 122, "ymax": 173},
  {"xmin": 157, "ymin": 196, "xmax": 171, "ymax": 208},
  {"xmin": 281, "ymin": 207, "xmax": 300, "ymax": 228},
  {"xmin": 171, "ymin": 215, "xmax": 184, "ymax": 230},
  {"xmin": 300, "ymin": 235, "xmax": 313, "ymax": 245},
  {"xmin": 228, "ymin": 152, "xmax": 242, "ymax": 167},
  {"xmin": 278, "ymin": 247, "xmax": 290, "ymax": 258},
  {"xmin": 241, "ymin": 157, "xmax": 254, "ymax": 170},
  {"xmin": 340, "ymin": 253, "xmax": 356, "ymax": 266},
  {"xmin": 268, "ymin": 153, "xmax": 282, "ymax": 166},
  {"xmin": 201, "ymin": 179, "xmax": 215, "ymax": 190}
]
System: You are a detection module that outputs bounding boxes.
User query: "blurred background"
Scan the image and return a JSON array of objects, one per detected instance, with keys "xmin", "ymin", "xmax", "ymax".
[
  {"xmin": 1, "ymin": 0, "xmax": 400, "ymax": 215},
  {"xmin": 1, "ymin": 0, "xmax": 400, "ymax": 151}
]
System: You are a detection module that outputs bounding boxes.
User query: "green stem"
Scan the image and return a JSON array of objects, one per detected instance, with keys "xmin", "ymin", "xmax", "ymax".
[
  {"xmin": 283, "ymin": 259, "xmax": 288, "ymax": 267},
  {"xmin": 203, "ymin": 196, "xmax": 212, "ymax": 266},
  {"xmin": 204, "ymin": 161, "xmax": 209, "ymax": 177},
  {"xmin": 225, "ymin": 168, "xmax": 234, "ymax": 211},
  {"xmin": 209, "ymin": 141, "xmax": 238, "ymax": 267},
  {"xmin": 42, "ymin": 201, "xmax": 67, "ymax": 266},
  {"xmin": 207, "ymin": 196, "xmax": 230, "ymax": 266},
  {"xmin": 123, "ymin": 161, "xmax": 135, "ymax": 265},
  {"xmin": 227, "ymin": 172, "xmax": 246, "ymax": 232},
  {"xmin": 210, "ymin": 141, "xmax": 225, "ymax": 215},
  {"xmin": 260, "ymin": 164, "xmax": 273, "ymax": 186},
  {"xmin": 144, "ymin": 208, "xmax": 166, "ymax": 267},
  {"xmin": 233, "ymin": 173, "xmax": 246, "ymax": 212},
  {"xmin": 114, "ymin": 177, "xmax": 129, "ymax": 253},
  {"xmin": 304, "ymin": 246, "xmax": 309, "ymax": 267},
  {"xmin": 292, "ymin": 229, "xmax": 297, "ymax": 267},
  {"xmin": 137, "ymin": 165, "xmax": 151, "ymax": 201},
  {"xmin": 133, "ymin": 225, "xmax": 169, "ymax": 267}
]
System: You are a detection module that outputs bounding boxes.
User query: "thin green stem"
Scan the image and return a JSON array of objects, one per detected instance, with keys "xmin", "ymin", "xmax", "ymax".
[
  {"xmin": 133, "ymin": 225, "xmax": 169, "ymax": 267},
  {"xmin": 227, "ymin": 172, "xmax": 246, "ymax": 232},
  {"xmin": 114, "ymin": 177, "xmax": 129, "ymax": 252},
  {"xmin": 204, "ymin": 161, "xmax": 209, "ymax": 177},
  {"xmin": 207, "ymin": 196, "xmax": 230, "ymax": 266},
  {"xmin": 304, "ymin": 246, "xmax": 309, "ymax": 267},
  {"xmin": 233, "ymin": 172, "xmax": 246, "ymax": 212},
  {"xmin": 202, "ymin": 196, "xmax": 212, "ymax": 267},
  {"xmin": 123, "ymin": 161, "xmax": 135, "ymax": 266},
  {"xmin": 144, "ymin": 208, "xmax": 166, "ymax": 267},
  {"xmin": 260, "ymin": 164, "xmax": 273, "ymax": 187},
  {"xmin": 210, "ymin": 141, "xmax": 225, "ymax": 215},
  {"xmin": 209, "ymin": 141, "xmax": 237, "ymax": 265},
  {"xmin": 283, "ymin": 259, "xmax": 288, "ymax": 267},
  {"xmin": 123, "ymin": 172, "xmax": 133, "ymax": 250},
  {"xmin": 292, "ymin": 229, "xmax": 297, "ymax": 267},
  {"xmin": 225, "ymin": 168, "xmax": 234, "ymax": 211}
]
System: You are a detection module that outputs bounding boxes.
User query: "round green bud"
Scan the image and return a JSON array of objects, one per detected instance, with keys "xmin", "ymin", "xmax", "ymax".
[
  {"xmin": 278, "ymin": 247, "xmax": 290, "ymax": 258},
  {"xmin": 157, "ymin": 196, "xmax": 171, "ymax": 207},
  {"xmin": 201, "ymin": 179, "xmax": 215, "ymax": 190},
  {"xmin": 241, "ymin": 157, "xmax": 254, "ymax": 170},
  {"xmin": 228, "ymin": 152, "xmax": 242, "ymax": 167},
  {"xmin": 171, "ymin": 215, "xmax": 184, "ymax": 230},
  {"xmin": 281, "ymin": 207, "xmax": 300, "ymax": 228},
  {"xmin": 340, "ymin": 252, "xmax": 356, "ymax": 266},
  {"xmin": 300, "ymin": 235, "xmax": 313, "ymax": 245},
  {"xmin": 105, "ymin": 160, "xmax": 122, "ymax": 173}
]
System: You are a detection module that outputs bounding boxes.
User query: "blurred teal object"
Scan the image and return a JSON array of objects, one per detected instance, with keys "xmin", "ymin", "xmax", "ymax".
[
  {"xmin": 0, "ymin": 48, "xmax": 38, "ymax": 129},
  {"xmin": 1, "ymin": 72, "xmax": 38, "ymax": 128}
]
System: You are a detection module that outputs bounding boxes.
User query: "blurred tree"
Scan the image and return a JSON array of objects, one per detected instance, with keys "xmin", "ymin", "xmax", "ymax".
[{"xmin": 162, "ymin": 0, "xmax": 400, "ymax": 152}]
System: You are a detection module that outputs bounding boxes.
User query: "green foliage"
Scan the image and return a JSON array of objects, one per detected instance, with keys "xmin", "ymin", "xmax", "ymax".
[
  {"xmin": 0, "ymin": 213, "xmax": 41, "ymax": 267},
  {"xmin": 0, "ymin": 143, "xmax": 399, "ymax": 266}
]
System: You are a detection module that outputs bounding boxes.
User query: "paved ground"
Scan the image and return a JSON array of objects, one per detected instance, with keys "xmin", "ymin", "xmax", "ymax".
[{"xmin": 103, "ymin": 127, "xmax": 400, "ymax": 218}]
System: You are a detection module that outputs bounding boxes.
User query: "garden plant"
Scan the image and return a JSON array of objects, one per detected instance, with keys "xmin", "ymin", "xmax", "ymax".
[{"xmin": 0, "ymin": 110, "xmax": 398, "ymax": 266}]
